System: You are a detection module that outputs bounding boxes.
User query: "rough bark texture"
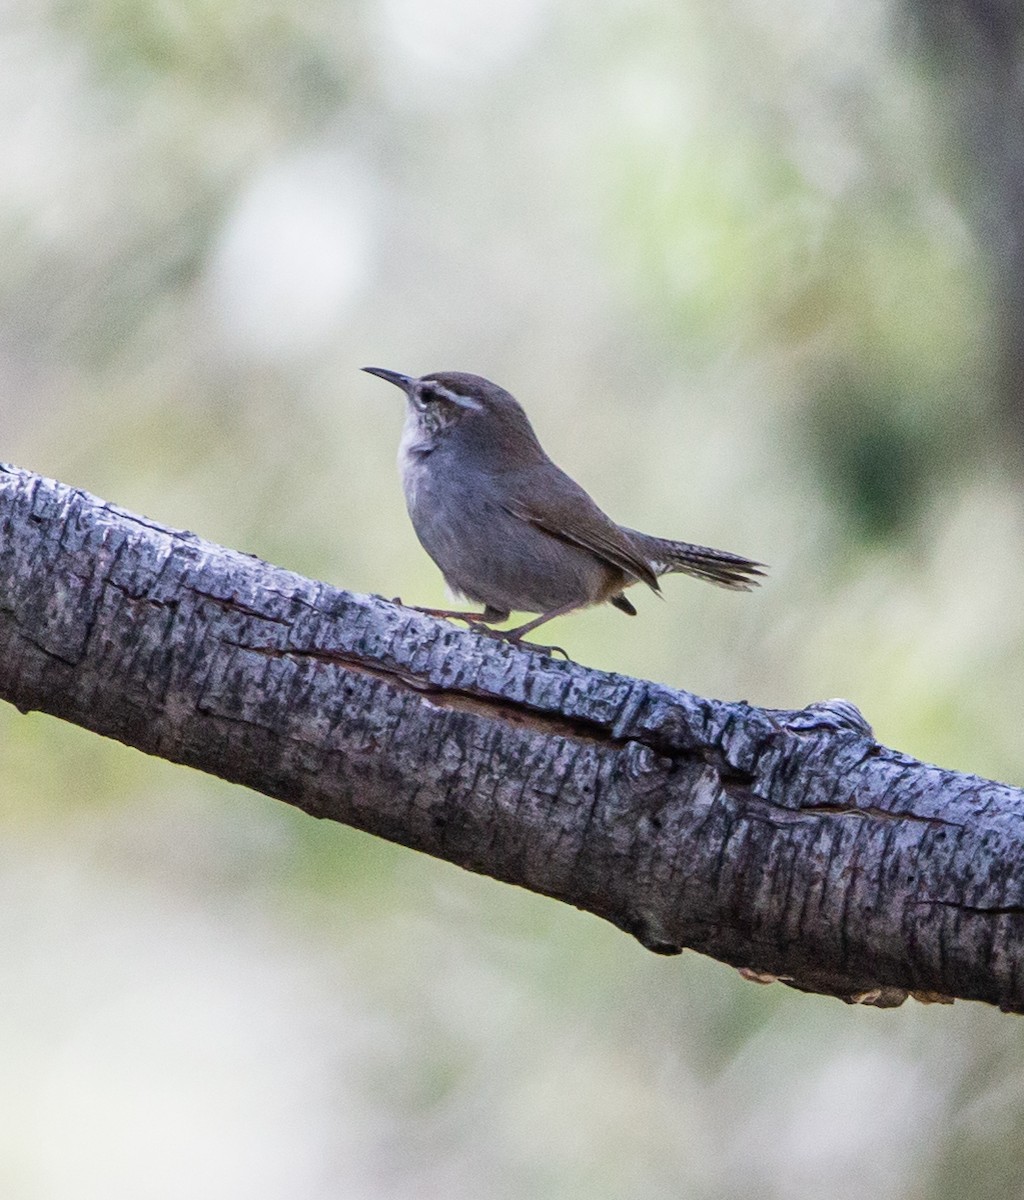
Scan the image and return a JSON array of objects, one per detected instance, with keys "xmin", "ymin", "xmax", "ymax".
[{"xmin": 1, "ymin": 463, "xmax": 1022, "ymax": 1011}]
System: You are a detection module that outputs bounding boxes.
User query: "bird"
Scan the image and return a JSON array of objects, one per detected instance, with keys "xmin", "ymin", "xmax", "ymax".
[{"xmin": 363, "ymin": 368, "xmax": 764, "ymax": 652}]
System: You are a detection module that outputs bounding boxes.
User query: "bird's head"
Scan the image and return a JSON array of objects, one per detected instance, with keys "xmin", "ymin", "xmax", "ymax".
[{"xmin": 362, "ymin": 368, "xmax": 544, "ymax": 467}]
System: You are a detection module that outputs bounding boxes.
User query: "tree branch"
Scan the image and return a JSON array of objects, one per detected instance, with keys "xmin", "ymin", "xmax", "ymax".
[{"xmin": 1, "ymin": 463, "xmax": 1021, "ymax": 1011}]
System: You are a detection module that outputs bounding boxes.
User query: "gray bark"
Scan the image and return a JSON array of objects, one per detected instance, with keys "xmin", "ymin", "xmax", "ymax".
[{"xmin": 1, "ymin": 462, "xmax": 1022, "ymax": 1011}]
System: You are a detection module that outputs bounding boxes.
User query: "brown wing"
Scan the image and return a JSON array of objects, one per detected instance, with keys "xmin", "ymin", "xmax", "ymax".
[{"xmin": 500, "ymin": 465, "xmax": 660, "ymax": 592}]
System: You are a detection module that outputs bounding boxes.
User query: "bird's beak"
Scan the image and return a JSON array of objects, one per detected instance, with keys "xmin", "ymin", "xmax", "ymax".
[{"xmin": 362, "ymin": 366, "xmax": 414, "ymax": 392}]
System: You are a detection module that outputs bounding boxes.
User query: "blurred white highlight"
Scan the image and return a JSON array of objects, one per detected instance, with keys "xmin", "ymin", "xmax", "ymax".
[
  {"xmin": 376, "ymin": 0, "xmax": 547, "ymax": 80},
  {"xmin": 207, "ymin": 154, "xmax": 374, "ymax": 362}
]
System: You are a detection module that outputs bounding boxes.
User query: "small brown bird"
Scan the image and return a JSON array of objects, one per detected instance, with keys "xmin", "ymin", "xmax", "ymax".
[{"xmin": 364, "ymin": 368, "xmax": 765, "ymax": 649}]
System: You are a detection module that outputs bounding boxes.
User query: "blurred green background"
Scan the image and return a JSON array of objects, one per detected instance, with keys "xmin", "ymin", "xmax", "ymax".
[{"xmin": 5, "ymin": 0, "xmax": 1024, "ymax": 1195}]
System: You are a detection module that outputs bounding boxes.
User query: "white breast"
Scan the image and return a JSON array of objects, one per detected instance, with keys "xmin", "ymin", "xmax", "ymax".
[{"xmin": 397, "ymin": 415, "xmax": 433, "ymax": 509}]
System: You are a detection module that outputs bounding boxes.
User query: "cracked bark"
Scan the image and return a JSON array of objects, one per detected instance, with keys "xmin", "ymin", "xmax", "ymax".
[{"xmin": 1, "ymin": 464, "xmax": 1023, "ymax": 1012}]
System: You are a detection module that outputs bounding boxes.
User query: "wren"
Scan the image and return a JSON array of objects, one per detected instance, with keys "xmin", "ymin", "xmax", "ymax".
[{"xmin": 363, "ymin": 368, "xmax": 764, "ymax": 651}]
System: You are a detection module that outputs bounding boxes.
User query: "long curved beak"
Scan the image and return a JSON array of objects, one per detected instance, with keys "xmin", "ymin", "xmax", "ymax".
[{"xmin": 362, "ymin": 366, "xmax": 414, "ymax": 392}]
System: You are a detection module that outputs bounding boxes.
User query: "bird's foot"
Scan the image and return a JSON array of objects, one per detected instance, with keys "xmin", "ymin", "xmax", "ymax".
[
  {"xmin": 515, "ymin": 637, "xmax": 570, "ymax": 660},
  {"xmin": 481, "ymin": 627, "xmax": 570, "ymax": 660},
  {"xmin": 494, "ymin": 604, "xmax": 578, "ymax": 660},
  {"xmin": 397, "ymin": 600, "xmax": 570, "ymax": 658}
]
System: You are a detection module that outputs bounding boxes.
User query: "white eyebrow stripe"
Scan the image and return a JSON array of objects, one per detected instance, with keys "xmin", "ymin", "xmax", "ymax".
[{"xmin": 427, "ymin": 384, "xmax": 483, "ymax": 411}]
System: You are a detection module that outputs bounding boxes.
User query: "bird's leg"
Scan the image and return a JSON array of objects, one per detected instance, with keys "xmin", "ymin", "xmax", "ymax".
[
  {"xmin": 503, "ymin": 602, "xmax": 579, "ymax": 641},
  {"xmin": 409, "ymin": 606, "xmax": 487, "ymax": 621},
  {"xmin": 403, "ymin": 597, "xmax": 573, "ymax": 658},
  {"xmin": 492, "ymin": 602, "xmax": 581, "ymax": 658},
  {"xmin": 405, "ymin": 603, "xmax": 508, "ymax": 625}
]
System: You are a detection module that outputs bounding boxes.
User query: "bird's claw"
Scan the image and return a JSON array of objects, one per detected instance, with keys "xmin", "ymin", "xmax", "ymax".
[
  {"xmin": 521, "ymin": 640, "xmax": 570, "ymax": 660},
  {"xmin": 470, "ymin": 625, "xmax": 569, "ymax": 659},
  {"xmin": 395, "ymin": 600, "xmax": 570, "ymax": 658}
]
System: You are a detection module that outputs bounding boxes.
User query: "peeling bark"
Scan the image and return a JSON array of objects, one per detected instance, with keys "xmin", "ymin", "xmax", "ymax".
[{"xmin": 1, "ymin": 463, "xmax": 1022, "ymax": 1011}]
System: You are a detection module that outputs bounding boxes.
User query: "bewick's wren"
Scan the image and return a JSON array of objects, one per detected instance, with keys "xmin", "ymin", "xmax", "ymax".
[{"xmin": 363, "ymin": 368, "xmax": 765, "ymax": 650}]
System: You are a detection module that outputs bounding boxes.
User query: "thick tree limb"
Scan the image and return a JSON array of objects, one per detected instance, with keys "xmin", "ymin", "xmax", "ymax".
[{"xmin": 1, "ymin": 464, "xmax": 1022, "ymax": 1011}]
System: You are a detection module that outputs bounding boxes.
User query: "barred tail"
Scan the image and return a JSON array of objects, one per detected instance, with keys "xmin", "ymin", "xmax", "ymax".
[{"xmin": 622, "ymin": 529, "xmax": 766, "ymax": 592}]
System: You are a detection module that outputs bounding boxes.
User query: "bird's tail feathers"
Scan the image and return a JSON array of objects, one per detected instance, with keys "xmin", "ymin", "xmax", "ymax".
[{"xmin": 623, "ymin": 530, "xmax": 766, "ymax": 591}]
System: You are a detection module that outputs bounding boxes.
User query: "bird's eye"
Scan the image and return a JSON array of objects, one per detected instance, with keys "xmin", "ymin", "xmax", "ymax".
[{"xmin": 414, "ymin": 385, "xmax": 439, "ymax": 409}]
